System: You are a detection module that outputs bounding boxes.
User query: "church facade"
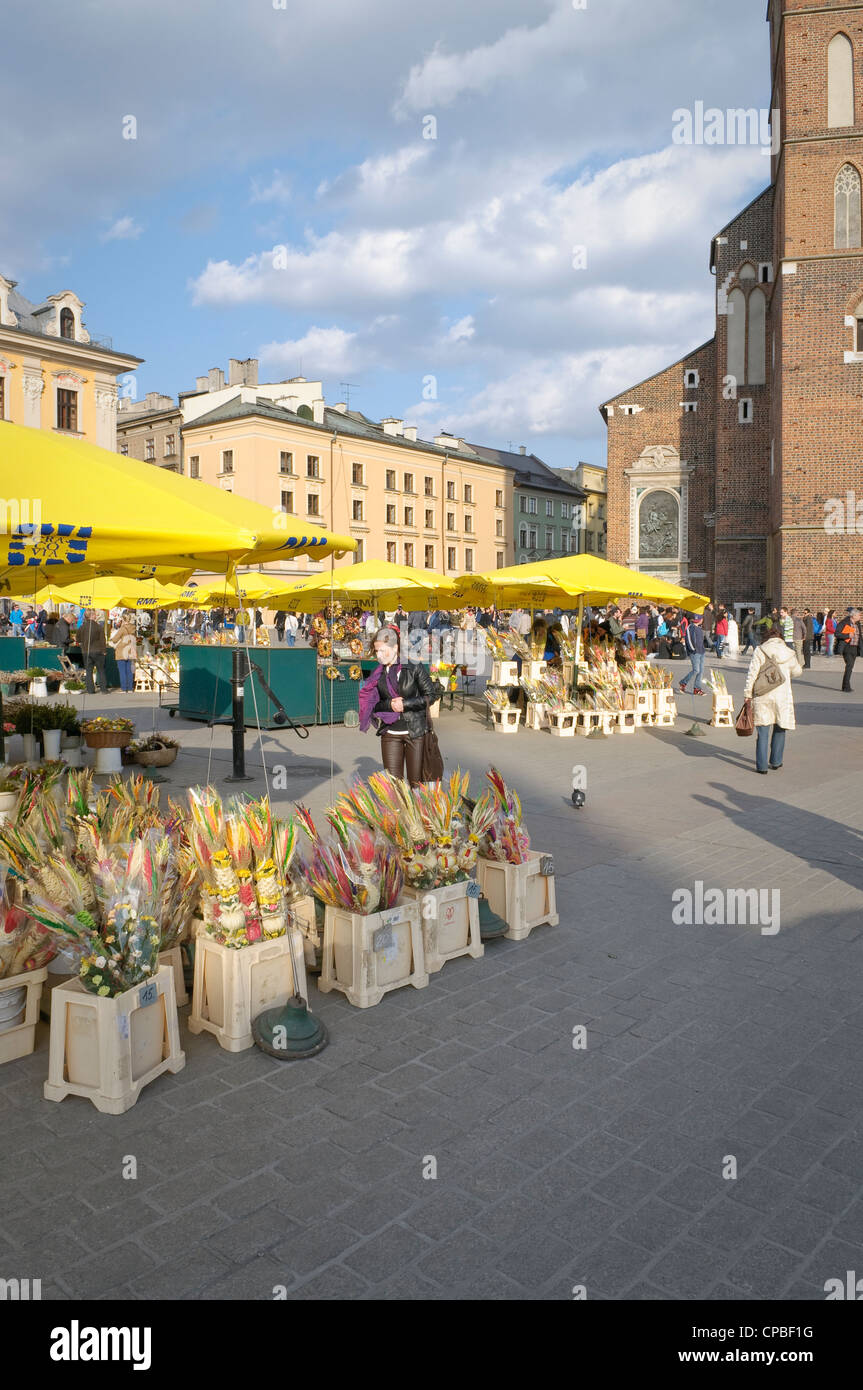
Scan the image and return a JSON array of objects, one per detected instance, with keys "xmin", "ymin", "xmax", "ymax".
[{"xmin": 602, "ymin": 0, "xmax": 863, "ymax": 616}]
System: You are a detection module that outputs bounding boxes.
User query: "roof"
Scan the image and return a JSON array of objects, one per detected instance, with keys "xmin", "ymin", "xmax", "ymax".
[
  {"xmin": 469, "ymin": 443, "xmax": 585, "ymax": 497},
  {"xmin": 709, "ymin": 185, "xmax": 773, "ymax": 269},
  {"xmin": 598, "ymin": 338, "xmax": 716, "ymax": 415},
  {"xmin": 1, "ymin": 282, "xmax": 142, "ymax": 363},
  {"xmin": 182, "ymin": 396, "xmax": 495, "ymax": 465}
]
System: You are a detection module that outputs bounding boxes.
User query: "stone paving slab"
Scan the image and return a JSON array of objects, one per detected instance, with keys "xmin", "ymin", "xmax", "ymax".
[{"xmin": 0, "ymin": 655, "xmax": 861, "ymax": 1299}]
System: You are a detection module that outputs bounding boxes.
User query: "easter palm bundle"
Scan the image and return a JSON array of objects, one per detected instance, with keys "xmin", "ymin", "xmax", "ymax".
[
  {"xmin": 479, "ymin": 767, "xmax": 531, "ymax": 865},
  {"xmin": 186, "ymin": 787, "xmax": 297, "ymax": 947},
  {"xmin": 295, "ymin": 805, "xmax": 402, "ymax": 915}
]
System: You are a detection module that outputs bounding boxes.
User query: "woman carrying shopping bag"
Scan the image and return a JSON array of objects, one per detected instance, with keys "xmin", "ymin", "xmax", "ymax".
[
  {"xmin": 741, "ymin": 622, "xmax": 803, "ymax": 773},
  {"xmin": 358, "ymin": 625, "xmax": 443, "ymax": 787},
  {"xmin": 109, "ymin": 612, "xmax": 138, "ymax": 694}
]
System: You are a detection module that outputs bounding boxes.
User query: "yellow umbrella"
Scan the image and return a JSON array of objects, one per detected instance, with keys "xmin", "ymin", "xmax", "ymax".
[
  {"xmin": 193, "ymin": 572, "xmax": 285, "ymax": 606},
  {"xmin": 0, "ymin": 421, "xmax": 355, "ymax": 591},
  {"xmin": 273, "ymin": 560, "xmax": 456, "ymax": 614},
  {"xmin": 30, "ymin": 576, "xmax": 188, "ymax": 611}
]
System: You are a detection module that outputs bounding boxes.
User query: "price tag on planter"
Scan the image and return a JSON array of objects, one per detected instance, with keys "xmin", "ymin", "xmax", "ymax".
[
  {"xmin": 373, "ymin": 925, "xmax": 396, "ymax": 956},
  {"xmin": 138, "ymin": 980, "xmax": 158, "ymax": 1008},
  {"xmin": 539, "ymin": 855, "xmax": 555, "ymax": 878},
  {"xmin": 466, "ymin": 881, "xmax": 482, "ymax": 899}
]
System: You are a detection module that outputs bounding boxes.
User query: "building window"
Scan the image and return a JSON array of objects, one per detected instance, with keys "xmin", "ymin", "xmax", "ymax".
[
  {"xmin": 739, "ymin": 398, "xmax": 754, "ymax": 423},
  {"xmin": 828, "ymin": 32, "xmax": 854, "ymax": 128},
  {"xmin": 307, "ymin": 493, "xmax": 320, "ymax": 515},
  {"xmin": 189, "ymin": 455, "xmax": 200, "ymax": 478},
  {"xmin": 856, "ymin": 315, "xmax": 863, "ymax": 352},
  {"xmin": 164, "ymin": 434, "xmax": 176, "ymax": 456},
  {"xmin": 545, "ymin": 529, "xmax": 554, "ymax": 552},
  {"xmin": 545, "ymin": 499, "xmax": 553, "ymax": 517},
  {"xmin": 464, "ymin": 548, "xmax": 474, "ymax": 572},
  {"xmin": 835, "ymin": 164, "xmax": 862, "ymax": 249},
  {"xmin": 496, "ymin": 551, "xmax": 505, "ymax": 568},
  {"xmin": 464, "ymin": 484, "xmax": 472, "ymax": 503},
  {"xmin": 222, "ymin": 449, "xmax": 234, "ymax": 473},
  {"xmin": 281, "ymin": 490, "xmax": 293, "ymax": 513},
  {"xmin": 59, "ymin": 307, "xmax": 75, "ymax": 340},
  {"xmin": 446, "ymin": 480, "xmax": 456, "ymax": 500},
  {"xmin": 386, "ymin": 504, "xmax": 396, "ymax": 525},
  {"xmin": 403, "ymin": 472, "xmax": 414, "ymax": 493},
  {"xmin": 56, "ymin": 389, "xmax": 78, "ymax": 432},
  {"xmin": 424, "ymin": 476, "xmax": 434, "ymax": 496},
  {"xmin": 387, "ymin": 541, "xmax": 397, "ymax": 563},
  {"xmin": 519, "ymin": 526, "xmax": 527, "ymax": 549},
  {"xmin": 561, "ymin": 531, "xmax": 572, "ymax": 553},
  {"xmin": 425, "ymin": 508, "xmax": 434, "ymax": 528},
  {"xmin": 684, "ymin": 369, "xmax": 699, "ymax": 388},
  {"xmin": 495, "ymin": 489, "xmax": 504, "ymax": 508},
  {"xmin": 424, "ymin": 544, "xmax": 435, "ymax": 568},
  {"xmin": 386, "ymin": 469, "xmax": 396, "ymax": 490},
  {"xmin": 598, "ymin": 503, "xmax": 605, "ymax": 519},
  {"xmin": 758, "ymin": 263, "xmax": 772, "ymax": 283},
  {"xmin": 446, "ymin": 511, "xmax": 456, "ymax": 531},
  {"xmin": 495, "ymin": 518, "xmax": 503, "ymax": 537},
  {"xmin": 519, "ymin": 496, "xmax": 527, "ymax": 513},
  {"xmin": 404, "ymin": 543, "xmax": 414, "ymax": 566},
  {"xmin": 747, "ymin": 288, "xmax": 767, "ymax": 385},
  {"xmin": 352, "ymin": 500, "xmax": 363, "ymax": 522},
  {"xmin": 586, "ymin": 530, "xmax": 595, "ymax": 552},
  {"xmin": 464, "ymin": 514, "xmax": 473, "ymax": 533},
  {"xmin": 404, "ymin": 506, "xmax": 414, "ymax": 527},
  {"xmin": 528, "ymin": 497, "xmax": 537, "ymax": 515},
  {"xmin": 351, "ymin": 461, "xmax": 364, "ymax": 485},
  {"xmin": 119, "ymin": 441, "xmax": 128, "ymax": 456},
  {"xmin": 447, "ymin": 547, "xmax": 456, "ymax": 571},
  {"xmin": 682, "ymin": 402, "xmax": 697, "ymax": 413},
  {"xmin": 354, "ymin": 539, "xmax": 364, "ymax": 563},
  {"xmin": 560, "ymin": 502, "xmax": 569, "ymax": 520},
  {"xmin": 528, "ymin": 527, "xmax": 537, "ymax": 549},
  {"xmin": 280, "ymin": 451, "xmax": 293, "ymax": 473},
  {"xmin": 145, "ymin": 438, "xmax": 155, "ymax": 461},
  {"xmin": 306, "ymin": 455, "xmax": 320, "ymax": 478}
]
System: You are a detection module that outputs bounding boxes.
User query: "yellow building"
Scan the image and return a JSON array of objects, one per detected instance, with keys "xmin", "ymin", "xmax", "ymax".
[
  {"xmin": 180, "ymin": 383, "xmax": 514, "ymax": 578},
  {"xmin": 0, "ymin": 274, "xmax": 142, "ymax": 450},
  {"xmin": 554, "ymin": 462, "xmax": 608, "ymax": 555}
]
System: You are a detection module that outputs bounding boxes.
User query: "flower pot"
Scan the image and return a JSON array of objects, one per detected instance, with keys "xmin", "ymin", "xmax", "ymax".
[
  {"xmin": 42, "ymin": 728, "xmax": 62, "ymax": 759},
  {"xmin": 0, "ymin": 968, "xmax": 47, "ymax": 1063},
  {"xmin": 21, "ymin": 733, "xmax": 39, "ymax": 763},
  {"xmin": 477, "ymin": 851, "xmax": 559, "ymax": 942},
  {"xmin": 135, "ymin": 745, "xmax": 178, "ymax": 768},
  {"xmin": 402, "ymin": 880, "xmax": 483, "ymax": 973},
  {"xmin": 60, "ymin": 733, "xmax": 81, "ymax": 750},
  {"xmin": 29, "ymin": 679, "xmax": 48, "ymax": 698},
  {"xmin": 318, "ymin": 901, "xmax": 427, "ymax": 1008},
  {"xmin": 0, "ymin": 790, "xmax": 17, "ymax": 815},
  {"xmin": 188, "ymin": 933, "xmax": 307, "ymax": 1052}
]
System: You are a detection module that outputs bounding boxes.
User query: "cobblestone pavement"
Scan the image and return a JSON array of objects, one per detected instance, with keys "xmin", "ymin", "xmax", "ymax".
[{"xmin": 2, "ymin": 652, "xmax": 861, "ymax": 1300}]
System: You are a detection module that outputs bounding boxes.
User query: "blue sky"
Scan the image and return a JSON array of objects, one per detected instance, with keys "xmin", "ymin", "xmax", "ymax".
[{"xmin": 5, "ymin": 0, "xmax": 772, "ymax": 469}]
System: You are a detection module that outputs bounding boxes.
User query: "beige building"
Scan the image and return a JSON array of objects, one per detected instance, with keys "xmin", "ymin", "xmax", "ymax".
[
  {"xmin": 0, "ymin": 274, "xmax": 142, "ymax": 449},
  {"xmin": 180, "ymin": 383, "xmax": 514, "ymax": 578},
  {"xmin": 554, "ymin": 462, "xmax": 608, "ymax": 556}
]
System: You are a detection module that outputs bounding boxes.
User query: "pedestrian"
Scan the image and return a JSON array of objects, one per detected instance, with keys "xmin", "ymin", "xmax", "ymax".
[
  {"xmin": 812, "ymin": 611, "xmax": 824, "ymax": 654},
  {"xmin": 742, "ymin": 622, "xmax": 802, "ymax": 773},
  {"xmin": 678, "ymin": 612, "xmax": 706, "ymax": 696},
  {"xmin": 620, "ymin": 604, "xmax": 638, "ymax": 647},
  {"xmin": 357, "ymin": 625, "xmax": 442, "ymax": 787},
  {"xmin": 44, "ymin": 611, "xmax": 70, "ymax": 651},
  {"xmin": 702, "ymin": 603, "xmax": 716, "ymax": 653},
  {"xmin": 714, "ymin": 606, "xmax": 729, "ymax": 660},
  {"xmin": 634, "ymin": 606, "xmax": 650, "ymax": 647},
  {"xmin": 824, "ymin": 609, "xmax": 836, "ymax": 657},
  {"xmin": 802, "ymin": 608, "xmax": 814, "ymax": 669},
  {"xmin": 834, "ymin": 608, "xmax": 862, "ymax": 692},
  {"xmin": 9, "ymin": 603, "xmax": 23, "ymax": 637},
  {"xmin": 79, "ymin": 608, "xmax": 109, "ymax": 694},
  {"xmin": 791, "ymin": 610, "xmax": 805, "ymax": 667},
  {"xmin": 283, "ymin": 613, "xmax": 298, "ymax": 647},
  {"xmin": 109, "ymin": 612, "xmax": 137, "ymax": 693},
  {"xmin": 273, "ymin": 610, "xmax": 286, "ymax": 643},
  {"xmin": 741, "ymin": 607, "xmax": 758, "ymax": 653}
]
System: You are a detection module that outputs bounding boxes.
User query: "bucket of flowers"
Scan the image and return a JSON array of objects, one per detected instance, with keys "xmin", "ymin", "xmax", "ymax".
[{"xmin": 80, "ymin": 716, "xmax": 135, "ymax": 750}]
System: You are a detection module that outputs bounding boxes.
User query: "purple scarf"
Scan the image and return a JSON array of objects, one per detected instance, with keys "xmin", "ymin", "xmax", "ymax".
[{"xmin": 358, "ymin": 663, "xmax": 402, "ymax": 733}]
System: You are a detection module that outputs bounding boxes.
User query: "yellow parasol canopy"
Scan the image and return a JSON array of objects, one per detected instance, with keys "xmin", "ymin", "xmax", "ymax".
[
  {"xmin": 450, "ymin": 556, "xmax": 709, "ymax": 612},
  {"xmin": 271, "ymin": 559, "xmax": 457, "ymax": 614},
  {"xmin": 191, "ymin": 572, "xmax": 287, "ymax": 607},
  {"xmin": 28, "ymin": 576, "xmax": 189, "ymax": 612},
  {"xmin": 0, "ymin": 422, "xmax": 355, "ymax": 593}
]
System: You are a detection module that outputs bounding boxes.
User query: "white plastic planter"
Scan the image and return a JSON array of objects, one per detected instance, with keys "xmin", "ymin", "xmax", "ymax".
[
  {"xmin": 29, "ymin": 679, "xmax": 48, "ymax": 698},
  {"xmin": 319, "ymin": 900, "xmax": 427, "ymax": 1008},
  {"xmin": 188, "ymin": 930, "xmax": 307, "ymax": 1052},
  {"xmin": 21, "ymin": 733, "xmax": 39, "ymax": 763},
  {"xmin": 289, "ymin": 894, "xmax": 321, "ymax": 968},
  {"xmin": 158, "ymin": 945, "xmax": 189, "ymax": 1007},
  {"xmin": 44, "ymin": 965, "xmax": 184, "ymax": 1112},
  {"xmin": 477, "ymin": 852, "xmax": 559, "ymax": 942},
  {"xmin": 0, "ymin": 790, "xmax": 17, "ymax": 824},
  {"xmin": 490, "ymin": 660, "xmax": 519, "ymax": 686},
  {"xmin": 402, "ymin": 881, "xmax": 483, "ymax": 974},
  {"xmin": 42, "ymin": 728, "xmax": 62, "ymax": 759}
]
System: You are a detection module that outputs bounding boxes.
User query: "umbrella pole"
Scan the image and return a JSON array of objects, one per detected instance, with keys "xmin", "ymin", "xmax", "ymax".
[{"xmin": 574, "ymin": 596, "xmax": 584, "ymax": 670}]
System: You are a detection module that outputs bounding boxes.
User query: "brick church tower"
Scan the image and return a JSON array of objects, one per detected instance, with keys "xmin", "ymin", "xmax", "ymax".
[
  {"xmin": 768, "ymin": 0, "xmax": 863, "ymax": 607},
  {"xmin": 602, "ymin": 0, "xmax": 863, "ymax": 613}
]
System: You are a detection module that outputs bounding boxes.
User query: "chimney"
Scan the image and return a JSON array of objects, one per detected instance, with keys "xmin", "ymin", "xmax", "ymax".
[
  {"xmin": 208, "ymin": 367, "xmax": 225, "ymax": 393},
  {"xmin": 195, "ymin": 376, "xmax": 208, "ymax": 393},
  {"xmin": 229, "ymin": 357, "xmax": 259, "ymax": 387},
  {"xmin": 312, "ymin": 398, "xmax": 326, "ymax": 424},
  {"xmin": 275, "ymin": 394, "xmax": 299, "ymax": 413},
  {"xmin": 403, "ymin": 425, "xmax": 417, "ymax": 441},
  {"xmin": 519, "ymin": 445, "xmax": 526, "ymax": 455},
  {"xmin": 381, "ymin": 418, "xmax": 404, "ymax": 437},
  {"xmin": 435, "ymin": 433, "xmax": 463, "ymax": 451},
  {"xmin": 332, "ymin": 402, "xmax": 347, "ymax": 414}
]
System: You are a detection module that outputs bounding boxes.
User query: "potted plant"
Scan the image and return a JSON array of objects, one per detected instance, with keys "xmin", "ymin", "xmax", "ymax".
[
  {"xmin": 0, "ymin": 776, "xmax": 19, "ymax": 817},
  {"xmin": 129, "ymin": 733, "xmax": 179, "ymax": 768},
  {"xmin": 79, "ymin": 716, "xmax": 135, "ymax": 750},
  {"xmin": 27, "ymin": 668, "xmax": 48, "ymax": 698},
  {"xmin": 32, "ymin": 703, "xmax": 80, "ymax": 761},
  {"xmin": 14, "ymin": 701, "xmax": 42, "ymax": 763}
]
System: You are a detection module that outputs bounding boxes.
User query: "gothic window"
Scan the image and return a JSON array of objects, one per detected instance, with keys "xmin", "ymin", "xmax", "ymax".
[
  {"xmin": 747, "ymin": 287, "xmax": 767, "ymax": 385},
  {"xmin": 727, "ymin": 288, "xmax": 746, "ymax": 387},
  {"xmin": 835, "ymin": 164, "xmax": 862, "ymax": 248},
  {"xmin": 828, "ymin": 33, "xmax": 854, "ymax": 128},
  {"xmin": 738, "ymin": 262, "xmax": 756, "ymax": 280}
]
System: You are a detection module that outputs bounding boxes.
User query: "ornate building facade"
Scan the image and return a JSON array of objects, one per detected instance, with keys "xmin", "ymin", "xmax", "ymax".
[{"xmin": 602, "ymin": 0, "xmax": 863, "ymax": 615}]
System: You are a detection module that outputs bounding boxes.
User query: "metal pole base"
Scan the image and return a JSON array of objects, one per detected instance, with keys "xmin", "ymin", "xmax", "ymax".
[
  {"xmin": 252, "ymin": 994, "xmax": 329, "ymax": 1060},
  {"xmin": 684, "ymin": 722, "xmax": 707, "ymax": 737},
  {"xmin": 478, "ymin": 897, "xmax": 508, "ymax": 941}
]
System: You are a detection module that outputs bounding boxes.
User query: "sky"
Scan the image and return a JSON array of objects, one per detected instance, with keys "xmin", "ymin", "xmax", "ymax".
[{"xmin": 3, "ymin": 0, "xmax": 773, "ymax": 470}]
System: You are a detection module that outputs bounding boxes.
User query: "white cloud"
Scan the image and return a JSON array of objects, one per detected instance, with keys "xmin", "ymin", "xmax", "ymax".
[
  {"xmin": 250, "ymin": 171, "xmax": 292, "ymax": 205},
  {"xmin": 446, "ymin": 314, "xmax": 475, "ymax": 342},
  {"xmin": 100, "ymin": 216, "xmax": 142, "ymax": 242},
  {"xmin": 259, "ymin": 325, "xmax": 360, "ymax": 376}
]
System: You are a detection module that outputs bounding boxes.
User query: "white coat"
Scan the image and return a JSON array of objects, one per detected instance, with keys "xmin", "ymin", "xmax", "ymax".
[{"xmin": 743, "ymin": 636, "xmax": 802, "ymax": 729}]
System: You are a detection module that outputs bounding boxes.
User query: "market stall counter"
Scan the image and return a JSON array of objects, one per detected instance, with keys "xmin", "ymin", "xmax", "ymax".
[{"xmin": 176, "ymin": 643, "xmax": 317, "ymax": 728}]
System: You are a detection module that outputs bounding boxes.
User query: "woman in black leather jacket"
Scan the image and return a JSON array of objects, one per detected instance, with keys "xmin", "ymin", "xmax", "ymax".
[{"xmin": 358, "ymin": 626, "xmax": 442, "ymax": 785}]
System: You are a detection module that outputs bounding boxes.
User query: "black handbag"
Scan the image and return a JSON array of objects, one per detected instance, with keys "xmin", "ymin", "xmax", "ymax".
[{"xmin": 421, "ymin": 700, "xmax": 444, "ymax": 781}]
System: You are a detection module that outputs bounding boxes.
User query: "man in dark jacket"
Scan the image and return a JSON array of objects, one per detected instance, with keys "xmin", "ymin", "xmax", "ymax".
[
  {"xmin": 678, "ymin": 613, "xmax": 706, "ymax": 695},
  {"xmin": 701, "ymin": 603, "xmax": 716, "ymax": 652},
  {"xmin": 79, "ymin": 609, "xmax": 108, "ymax": 693},
  {"xmin": 802, "ymin": 608, "xmax": 814, "ymax": 669},
  {"xmin": 835, "ymin": 609, "xmax": 862, "ymax": 692},
  {"xmin": 741, "ymin": 608, "xmax": 758, "ymax": 654}
]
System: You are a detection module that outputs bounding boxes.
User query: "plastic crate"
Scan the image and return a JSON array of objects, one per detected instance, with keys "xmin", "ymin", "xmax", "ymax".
[
  {"xmin": 318, "ymin": 900, "xmax": 427, "ymax": 1008},
  {"xmin": 402, "ymin": 881, "xmax": 483, "ymax": 973},
  {"xmin": 158, "ymin": 945, "xmax": 189, "ymax": 1007},
  {"xmin": 0, "ymin": 967, "xmax": 47, "ymax": 1065},
  {"xmin": 189, "ymin": 931, "xmax": 308, "ymax": 1052},
  {"xmin": 477, "ymin": 852, "xmax": 559, "ymax": 942},
  {"xmin": 548, "ymin": 710, "xmax": 577, "ymax": 736},
  {"xmin": 492, "ymin": 708, "xmax": 522, "ymax": 733}
]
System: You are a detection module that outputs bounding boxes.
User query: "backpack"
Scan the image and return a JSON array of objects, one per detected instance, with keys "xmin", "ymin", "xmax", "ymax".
[{"xmin": 752, "ymin": 656, "xmax": 784, "ymax": 696}]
